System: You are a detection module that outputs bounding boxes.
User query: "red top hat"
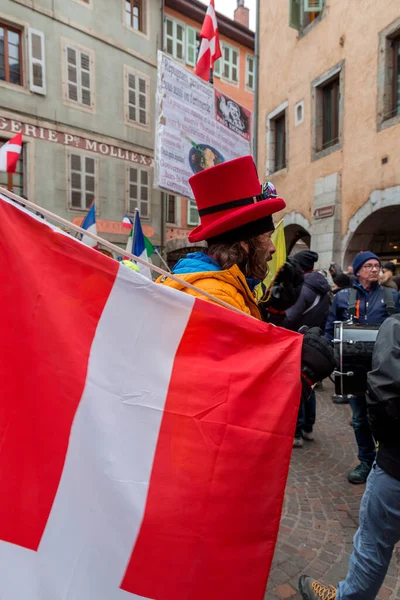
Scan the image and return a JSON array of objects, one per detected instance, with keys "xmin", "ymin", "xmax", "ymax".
[{"xmin": 188, "ymin": 156, "xmax": 285, "ymax": 243}]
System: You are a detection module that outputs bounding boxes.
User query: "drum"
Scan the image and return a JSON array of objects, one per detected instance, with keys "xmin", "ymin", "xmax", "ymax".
[{"xmin": 333, "ymin": 322, "xmax": 380, "ymax": 396}]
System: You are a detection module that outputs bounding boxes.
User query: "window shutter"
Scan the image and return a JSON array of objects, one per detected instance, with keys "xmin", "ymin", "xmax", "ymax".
[
  {"xmin": 289, "ymin": 0, "xmax": 301, "ymax": 29},
  {"xmin": 28, "ymin": 29, "xmax": 46, "ymax": 95},
  {"xmin": 80, "ymin": 51, "xmax": 91, "ymax": 106},
  {"xmin": 66, "ymin": 46, "xmax": 78, "ymax": 102},
  {"xmin": 127, "ymin": 72, "xmax": 137, "ymax": 122},
  {"xmin": 176, "ymin": 23, "xmax": 185, "ymax": 60},
  {"xmin": 304, "ymin": 0, "xmax": 323, "ymax": 12},
  {"xmin": 186, "ymin": 27, "xmax": 197, "ymax": 66},
  {"xmin": 188, "ymin": 200, "xmax": 200, "ymax": 226},
  {"xmin": 138, "ymin": 77, "xmax": 147, "ymax": 125}
]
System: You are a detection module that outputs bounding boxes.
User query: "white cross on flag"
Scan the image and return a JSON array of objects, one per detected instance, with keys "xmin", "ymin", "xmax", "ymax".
[
  {"xmin": 195, "ymin": 0, "xmax": 222, "ymax": 81},
  {"xmin": 0, "ymin": 132, "xmax": 22, "ymax": 173}
]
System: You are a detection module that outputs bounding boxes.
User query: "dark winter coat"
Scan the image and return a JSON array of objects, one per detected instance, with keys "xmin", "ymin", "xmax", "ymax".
[
  {"xmin": 283, "ymin": 271, "xmax": 331, "ymax": 331},
  {"xmin": 324, "ymin": 281, "xmax": 400, "ymax": 341},
  {"xmin": 367, "ymin": 314, "xmax": 400, "ymax": 481}
]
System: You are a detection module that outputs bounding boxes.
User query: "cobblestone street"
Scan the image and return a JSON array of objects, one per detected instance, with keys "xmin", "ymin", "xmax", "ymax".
[{"xmin": 265, "ymin": 381, "xmax": 400, "ymax": 600}]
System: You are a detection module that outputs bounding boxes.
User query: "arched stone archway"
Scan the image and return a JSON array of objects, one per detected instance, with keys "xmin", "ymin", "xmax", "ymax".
[
  {"xmin": 283, "ymin": 212, "xmax": 312, "ymax": 255},
  {"xmin": 342, "ymin": 186, "xmax": 400, "ymax": 267}
]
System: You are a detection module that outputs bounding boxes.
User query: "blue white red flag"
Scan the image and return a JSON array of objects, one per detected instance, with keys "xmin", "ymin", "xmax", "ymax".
[{"xmin": 81, "ymin": 202, "xmax": 97, "ymax": 248}]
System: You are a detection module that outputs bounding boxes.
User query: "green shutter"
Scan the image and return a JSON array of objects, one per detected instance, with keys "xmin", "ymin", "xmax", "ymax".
[
  {"xmin": 289, "ymin": 0, "xmax": 301, "ymax": 29},
  {"xmin": 304, "ymin": 0, "xmax": 323, "ymax": 12},
  {"xmin": 214, "ymin": 55, "xmax": 221, "ymax": 77},
  {"xmin": 186, "ymin": 27, "xmax": 196, "ymax": 66}
]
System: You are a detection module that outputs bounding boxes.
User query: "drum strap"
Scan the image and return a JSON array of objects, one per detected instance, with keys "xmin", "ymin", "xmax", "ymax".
[
  {"xmin": 348, "ymin": 288, "xmax": 358, "ymax": 321},
  {"xmin": 349, "ymin": 287, "xmax": 395, "ymax": 319}
]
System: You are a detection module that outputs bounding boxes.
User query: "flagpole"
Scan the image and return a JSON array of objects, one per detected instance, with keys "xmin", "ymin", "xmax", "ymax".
[
  {"xmin": 132, "ymin": 208, "xmax": 138, "ymax": 252},
  {"xmin": 154, "ymin": 247, "xmax": 171, "ymax": 272},
  {"xmin": 209, "ymin": 66, "xmax": 213, "ymax": 85}
]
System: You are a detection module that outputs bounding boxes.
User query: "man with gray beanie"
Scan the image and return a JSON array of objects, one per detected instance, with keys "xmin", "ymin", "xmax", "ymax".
[{"xmin": 325, "ymin": 251, "xmax": 400, "ymax": 484}]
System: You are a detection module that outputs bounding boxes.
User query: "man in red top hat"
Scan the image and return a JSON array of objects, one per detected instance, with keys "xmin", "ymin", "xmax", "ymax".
[{"xmin": 159, "ymin": 156, "xmax": 335, "ymax": 400}]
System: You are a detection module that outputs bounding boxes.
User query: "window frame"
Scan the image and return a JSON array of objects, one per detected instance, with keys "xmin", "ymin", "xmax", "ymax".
[
  {"xmin": 377, "ymin": 19, "xmax": 400, "ymax": 131},
  {"xmin": 62, "ymin": 39, "xmax": 95, "ymax": 113},
  {"xmin": 126, "ymin": 165, "xmax": 151, "ymax": 219},
  {"xmin": 266, "ymin": 101, "xmax": 288, "ymax": 176},
  {"xmin": 125, "ymin": 0, "xmax": 145, "ymax": 34},
  {"xmin": 0, "ymin": 21, "xmax": 24, "ymax": 87},
  {"xmin": 165, "ymin": 193, "xmax": 177, "ymax": 225},
  {"xmin": 321, "ymin": 75, "xmax": 339, "ymax": 150},
  {"xmin": 164, "ymin": 16, "xmax": 186, "ymax": 63},
  {"xmin": 221, "ymin": 42, "xmax": 239, "ymax": 85},
  {"xmin": 391, "ymin": 36, "xmax": 400, "ymax": 119},
  {"xmin": 245, "ymin": 54, "xmax": 255, "ymax": 92},
  {"xmin": 289, "ymin": 0, "xmax": 325, "ymax": 35},
  {"xmin": 274, "ymin": 112, "xmax": 286, "ymax": 172},
  {"xmin": 67, "ymin": 151, "xmax": 97, "ymax": 212},
  {"xmin": 311, "ymin": 61, "xmax": 344, "ymax": 161},
  {"xmin": 124, "ymin": 65, "xmax": 150, "ymax": 130},
  {"xmin": 187, "ymin": 199, "xmax": 200, "ymax": 227}
]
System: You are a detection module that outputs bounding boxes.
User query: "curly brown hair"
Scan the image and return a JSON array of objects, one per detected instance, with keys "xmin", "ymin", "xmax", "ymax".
[{"xmin": 207, "ymin": 235, "xmax": 269, "ymax": 281}]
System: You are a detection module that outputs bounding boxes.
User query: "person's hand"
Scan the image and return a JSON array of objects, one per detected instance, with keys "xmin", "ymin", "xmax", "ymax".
[{"xmin": 261, "ymin": 257, "xmax": 304, "ymax": 312}]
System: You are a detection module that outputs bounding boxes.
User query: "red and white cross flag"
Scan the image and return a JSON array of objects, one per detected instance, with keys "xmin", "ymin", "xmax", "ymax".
[
  {"xmin": 0, "ymin": 132, "xmax": 22, "ymax": 173},
  {"xmin": 0, "ymin": 192, "xmax": 302, "ymax": 600},
  {"xmin": 195, "ymin": 0, "xmax": 222, "ymax": 82}
]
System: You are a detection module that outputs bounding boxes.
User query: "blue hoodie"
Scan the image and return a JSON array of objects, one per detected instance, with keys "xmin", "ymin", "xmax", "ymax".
[{"xmin": 325, "ymin": 281, "xmax": 400, "ymax": 340}]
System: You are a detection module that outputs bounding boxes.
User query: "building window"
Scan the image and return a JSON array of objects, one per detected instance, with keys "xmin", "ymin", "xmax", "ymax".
[
  {"xmin": 266, "ymin": 101, "xmax": 288, "ymax": 176},
  {"xmin": 187, "ymin": 199, "xmax": 200, "ymax": 227},
  {"xmin": 0, "ymin": 138, "xmax": 24, "ymax": 194},
  {"xmin": 68, "ymin": 153, "xmax": 96, "ymax": 210},
  {"xmin": 0, "ymin": 23, "xmax": 22, "ymax": 85},
  {"xmin": 125, "ymin": 67, "xmax": 148, "ymax": 127},
  {"xmin": 64, "ymin": 44, "xmax": 93, "ymax": 109},
  {"xmin": 289, "ymin": 0, "xmax": 324, "ymax": 32},
  {"xmin": 166, "ymin": 194, "xmax": 177, "ymax": 225},
  {"xmin": 164, "ymin": 17, "xmax": 185, "ymax": 62},
  {"xmin": 125, "ymin": 0, "xmax": 144, "ymax": 32},
  {"xmin": 392, "ymin": 36, "xmax": 400, "ymax": 118},
  {"xmin": 222, "ymin": 44, "xmax": 239, "ymax": 84},
  {"xmin": 321, "ymin": 76, "xmax": 339, "ymax": 149},
  {"xmin": 312, "ymin": 62, "xmax": 344, "ymax": 159},
  {"xmin": 127, "ymin": 166, "xmax": 150, "ymax": 217},
  {"xmin": 246, "ymin": 55, "xmax": 254, "ymax": 91}
]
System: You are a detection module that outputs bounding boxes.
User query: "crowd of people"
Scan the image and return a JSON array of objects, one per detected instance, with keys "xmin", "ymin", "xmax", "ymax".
[{"xmin": 158, "ymin": 155, "xmax": 400, "ymax": 600}]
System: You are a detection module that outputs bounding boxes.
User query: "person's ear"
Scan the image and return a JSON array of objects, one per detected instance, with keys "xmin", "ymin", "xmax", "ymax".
[{"xmin": 240, "ymin": 241, "xmax": 249, "ymax": 253}]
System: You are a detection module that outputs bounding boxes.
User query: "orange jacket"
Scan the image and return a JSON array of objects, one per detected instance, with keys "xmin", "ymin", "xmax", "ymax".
[{"xmin": 157, "ymin": 264, "xmax": 261, "ymax": 319}]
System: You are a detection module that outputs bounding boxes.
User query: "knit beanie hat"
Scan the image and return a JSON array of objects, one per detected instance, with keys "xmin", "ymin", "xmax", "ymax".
[
  {"xmin": 333, "ymin": 273, "xmax": 351, "ymax": 288},
  {"xmin": 292, "ymin": 250, "xmax": 319, "ymax": 272},
  {"xmin": 352, "ymin": 251, "xmax": 380, "ymax": 275},
  {"xmin": 383, "ymin": 261, "xmax": 396, "ymax": 274}
]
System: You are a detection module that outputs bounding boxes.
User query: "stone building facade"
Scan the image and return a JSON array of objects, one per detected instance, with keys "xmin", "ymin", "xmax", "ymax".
[
  {"xmin": 0, "ymin": 0, "xmax": 162, "ymax": 249},
  {"xmin": 258, "ymin": 0, "xmax": 400, "ymax": 268}
]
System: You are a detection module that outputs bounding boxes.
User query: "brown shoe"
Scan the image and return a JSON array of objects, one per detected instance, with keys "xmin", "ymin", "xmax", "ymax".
[{"xmin": 299, "ymin": 575, "xmax": 336, "ymax": 599}]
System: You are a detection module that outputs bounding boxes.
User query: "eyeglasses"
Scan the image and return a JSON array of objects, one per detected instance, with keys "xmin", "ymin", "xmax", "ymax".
[{"xmin": 362, "ymin": 263, "xmax": 380, "ymax": 271}]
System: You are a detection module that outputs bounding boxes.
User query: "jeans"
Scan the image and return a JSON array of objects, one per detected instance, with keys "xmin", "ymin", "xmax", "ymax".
[
  {"xmin": 337, "ymin": 465, "xmax": 400, "ymax": 600},
  {"xmin": 295, "ymin": 390, "xmax": 316, "ymax": 437},
  {"xmin": 349, "ymin": 395, "xmax": 376, "ymax": 466}
]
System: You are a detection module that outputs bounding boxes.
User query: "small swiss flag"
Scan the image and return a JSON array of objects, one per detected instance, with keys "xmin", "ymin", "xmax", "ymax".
[
  {"xmin": 195, "ymin": 0, "xmax": 222, "ymax": 82},
  {"xmin": 0, "ymin": 132, "xmax": 23, "ymax": 174}
]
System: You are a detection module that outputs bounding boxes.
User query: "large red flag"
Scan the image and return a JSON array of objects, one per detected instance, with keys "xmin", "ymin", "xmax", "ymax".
[
  {"xmin": 0, "ymin": 192, "xmax": 302, "ymax": 599},
  {"xmin": 195, "ymin": 0, "xmax": 222, "ymax": 81},
  {"xmin": 0, "ymin": 132, "xmax": 22, "ymax": 173}
]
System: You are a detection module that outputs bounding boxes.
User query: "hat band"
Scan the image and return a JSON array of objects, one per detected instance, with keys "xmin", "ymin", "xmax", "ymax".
[{"xmin": 198, "ymin": 196, "xmax": 255, "ymax": 217}]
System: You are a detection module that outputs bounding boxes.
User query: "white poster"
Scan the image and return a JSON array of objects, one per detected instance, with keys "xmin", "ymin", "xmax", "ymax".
[{"xmin": 154, "ymin": 51, "xmax": 253, "ymax": 199}]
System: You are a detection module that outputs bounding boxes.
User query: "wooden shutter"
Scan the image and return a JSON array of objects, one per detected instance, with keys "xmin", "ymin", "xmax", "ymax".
[
  {"xmin": 127, "ymin": 72, "xmax": 136, "ymax": 122},
  {"xmin": 188, "ymin": 200, "xmax": 199, "ymax": 226},
  {"xmin": 128, "ymin": 167, "xmax": 138, "ymax": 214},
  {"xmin": 138, "ymin": 76, "xmax": 147, "ymax": 125},
  {"xmin": 80, "ymin": 51, "xmax": 91, "ymax": 106},
  {"xmin": 66, "ymin": 46, "xmax": 78, "ymax": 102},
  {"xmin": 28, "ymin": 29, "xmax": 46, "ymax": 95},
  {"xmin": 176, "ymin": 22, "xmax": 185, "ymax": 60},
  {"xmin": 289, "ymin": 0, "xmax": 301, "ymax": 29},
  {"xmin": 69, "ymin": 153, "xmax": 82, "ymax": 208},
  {"xmin": 304, "ymin": 0, "xmax": 323, "ymax": 12},
  {"xmin": 186, "ymin": 27, "xmax": 197, "ymax": 66},
  {"xmin": 231, "ymin": 49, "xmax": 238, "ymax": 83},
  {"xmin": 84, "ymin": 156, "xmax": 95, "ymax": 208},
  {"xmin": 140, "ymin": 169, "xmax": 149, "ymax": 217},
  {"xmin": 214, "ymin": 56, "xmax": 221, "ymax": 78}
]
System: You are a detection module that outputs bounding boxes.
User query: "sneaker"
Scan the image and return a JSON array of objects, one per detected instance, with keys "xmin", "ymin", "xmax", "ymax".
[
  {"xmin": 302, "ymin": 430, "xmax": 314, "ymax": 441},
  {"xmin": 347, "ymin": 462, "xmax": 372, "ymax": 484},
  {"xmin": 293, "ymin": 436, "xmax": 304, "ymax": 448},
  {"xmin": 332, "ymin": 395, "xmax": 349, "ymax": 405},
  {"xmin": 299, "ymin": 575, "xmax": 336, "ymax": 599}
]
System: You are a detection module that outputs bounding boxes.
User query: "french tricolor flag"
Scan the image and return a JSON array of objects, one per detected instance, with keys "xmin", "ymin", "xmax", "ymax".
[
  {"xmin": 80, "ymin": 202, "xmax": 98, "ymax": 248},
  {"xmin": 0, "ymin": 193, "xmax": 302, "ymax": 600}
]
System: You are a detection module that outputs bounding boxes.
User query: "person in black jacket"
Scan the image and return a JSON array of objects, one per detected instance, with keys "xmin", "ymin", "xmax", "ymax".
[
  {"xmin": 283, "ymin": 250, "xmax": 331, "ymax": 447},
  {"xmin": 298, "ymin": 314, "xmax": 400, "ymax": 600}
]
